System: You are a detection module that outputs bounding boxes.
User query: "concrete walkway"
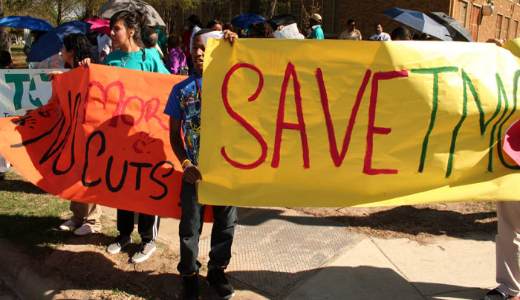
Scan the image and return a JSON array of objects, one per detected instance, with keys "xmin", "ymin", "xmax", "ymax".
[
  {"xmin": 104, "ymin": 207, "xmax": 496, "ymax": 299},
  {"xmin": 1, "ymin": 206, "xmax": 496, "ymax": 299}
]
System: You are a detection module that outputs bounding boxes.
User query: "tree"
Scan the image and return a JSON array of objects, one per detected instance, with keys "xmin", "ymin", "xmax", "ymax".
[
  {"xmin": 78, "ymin": 0, "xmax": 105, "ymax": 19},
  {"xmin": 40, "ymin": 0, "xmax": 77, "ymax": 25}
]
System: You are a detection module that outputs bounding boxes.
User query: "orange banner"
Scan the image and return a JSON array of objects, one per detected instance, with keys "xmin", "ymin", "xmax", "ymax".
[{"xmin": 0, "ymin": 64, "xmax": 186, "ymax": 218}]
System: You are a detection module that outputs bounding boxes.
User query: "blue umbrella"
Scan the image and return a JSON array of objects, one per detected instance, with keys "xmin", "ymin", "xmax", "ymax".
[
  {"xmin": 0, "ymin": 16, "xmax": 53, "ymax": 31},
  {"xmin": 28, "ymin": 21, "xmax": 90, "ymax": 62},
  {"xmin": 231, "ymin": 13, "xmax": 265, "ymax": 29},
  {"xmin": 383, "ymin": 7, "xmax": 453, "ymax": 41}
]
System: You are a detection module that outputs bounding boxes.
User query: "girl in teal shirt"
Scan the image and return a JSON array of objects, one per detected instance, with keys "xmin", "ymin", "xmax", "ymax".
[
  {"xmin": 104, "ymin": 10, "xmax": 166, "ymax": 264},
  {"xmin": 104, "ymin": 11, "xmax": 169, "ymax": 74}
]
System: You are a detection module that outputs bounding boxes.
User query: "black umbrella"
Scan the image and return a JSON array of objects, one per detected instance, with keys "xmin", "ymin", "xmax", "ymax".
[
  {"xmin": 269, "ymin": 14, "xmax": 297, "ymax": 27},
  {"xmin": 384, "ymin": 7, "xmax": 453, "ymax": 41},
  {"xmin": 427, "ymin": 12, "xmax": 473, "ymax": 42},
  {"xmin": 99, "ymin": 0, "xmax": 166, "ymax": 27}
]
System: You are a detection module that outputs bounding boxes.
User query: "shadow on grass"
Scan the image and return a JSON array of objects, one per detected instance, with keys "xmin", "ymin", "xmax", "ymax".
[
  {"xmin": 0, "ymin": 214, "xmax": 210, "ymax": 299},
  {"xmin": 0, "ymin": 214, "xmax": 117, "ymax": 256},
  {"xmin": 238, "ymin": 206, "xmax": 496, "ymax": 241},
  {"xmin": 0, "ymin": 179, "xmax": 46, "ymax": 194}
]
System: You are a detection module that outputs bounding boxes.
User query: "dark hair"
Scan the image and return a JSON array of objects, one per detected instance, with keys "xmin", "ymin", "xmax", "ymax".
[
  {"xmin": 188, "ymin": 15, "xmax": 201, "ymax": 27},
  {"xmin": 142, "ymin": 26, "xmax": 158, "ymax": 48},
  {"xmin": 391, "ymin": 27, "xmax": 411, "ymax": 41},
  {"xmin": 0, "ymin": 50, "xmax": 12, "ymax": 68},
  {"xmin": 63, "ymin": 33, "xmax": 93, "ymax": 68},
  {"xmin": 167, "ymin": 34, "xmax": 182, "ymax": 49},
  {"xmin": 347, "ymin": 19, "xmax": 355, "ymax": 25},
  {"xmin": 110, "ymin": 10, "xmax": 144, "ymax": 47},
  {"xmin": 223, "ymin": 23, "xmax": 234, "ymax": 31},
  {"xmin": 248, "ymin": 22, "xmax": 273, "ymax": 38},
  {"xmin": 207, "ymin": 19, "xmax": 222, "ymax": 30}
]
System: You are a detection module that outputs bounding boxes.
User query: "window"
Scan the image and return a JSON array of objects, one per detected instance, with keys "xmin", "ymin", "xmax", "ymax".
[
  {"xmin": 458, "ymin": 0, "xmax": 469, "ymax": 26},
  {"xmin": 505, "ymin": 17, "xmax": 511, "ymax": 39},
  {"xmin": 496, "ymin": 14, "xmax": 503, "ymax": 38}
]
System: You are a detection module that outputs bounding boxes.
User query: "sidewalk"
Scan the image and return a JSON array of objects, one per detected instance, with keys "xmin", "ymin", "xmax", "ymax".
[
  {"xmin": 102, "ymin": 206, "xmax": 496, "ymax": 299},
  {"xmin": 0, "ymin": 206, "xmax": 496, "ymax": 299}
]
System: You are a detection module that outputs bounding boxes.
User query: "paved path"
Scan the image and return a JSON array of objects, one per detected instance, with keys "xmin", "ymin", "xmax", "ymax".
[
  {"xmin": 104, "ymin": 206, "xmax": 497, "ymax": 299},
  {"xmin": 0, "ymin": 206, "xmax": 497, "ymax": 299}
]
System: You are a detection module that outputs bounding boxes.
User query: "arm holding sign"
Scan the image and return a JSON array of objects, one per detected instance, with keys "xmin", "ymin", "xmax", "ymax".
[{"xmin": 169, "ymin": 117, "xmax": 202, "ymax": 184}]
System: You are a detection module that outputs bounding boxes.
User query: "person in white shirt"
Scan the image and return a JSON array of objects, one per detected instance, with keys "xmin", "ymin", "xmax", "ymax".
[{"xmin": 369, "ymin": 23, "xmax": 391, "ymax": 41}]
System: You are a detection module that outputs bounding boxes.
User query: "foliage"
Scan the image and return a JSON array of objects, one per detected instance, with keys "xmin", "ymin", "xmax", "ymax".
[
  {"xmin": 1, "ymin": 0, "xmax": 321, "ymax": 31},
  {"xmin": 2, "ymin": 0, "xmax": 105, "ymax": 25}
]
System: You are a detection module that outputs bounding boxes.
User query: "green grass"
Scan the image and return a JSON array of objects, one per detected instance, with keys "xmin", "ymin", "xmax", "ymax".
[{"xmin": 0, "ymin": 171, "xmax": 70, "ymax": 252}]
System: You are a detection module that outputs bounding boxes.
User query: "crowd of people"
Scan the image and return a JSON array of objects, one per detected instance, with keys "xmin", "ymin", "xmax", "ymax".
[{"xmin": 0, "ymin": 8, "xmax": 518, "ymax": 300}]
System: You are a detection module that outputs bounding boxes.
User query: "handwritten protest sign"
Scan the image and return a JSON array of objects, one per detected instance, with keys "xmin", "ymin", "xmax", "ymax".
[
  {"xmin": 0, "ymin": 69, "xmax": 64, "ymax": 117},
  {"xmin": 0, "ymin": 65, "xmax": 186, "ymax": 218},
  {"xmin": 199, "ymin": 40, "xmax": 520, "ymax": 207}
]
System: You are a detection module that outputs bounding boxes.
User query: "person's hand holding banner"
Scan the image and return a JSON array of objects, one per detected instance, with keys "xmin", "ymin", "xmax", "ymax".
[
  {"xmin": 0, "ymin": 65, "xmax": 188, "ymax": 218},
  {"xmin": 198, "ymin": 39, "xmax": 520, "ymax": 207}
]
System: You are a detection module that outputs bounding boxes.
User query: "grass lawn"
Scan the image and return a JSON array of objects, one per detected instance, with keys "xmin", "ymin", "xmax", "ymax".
[{"xmin": 0, "ymin": 170, "xmax": 69, "ymax": 254}]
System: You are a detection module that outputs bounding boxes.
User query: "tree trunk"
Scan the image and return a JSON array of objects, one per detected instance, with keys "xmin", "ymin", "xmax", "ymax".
[
  {"xmin": 57, "ymin": 0, "xmax": 62, "ymax": 25},
  {"xmin": 270, "ymin": 0, "xmax": 277, "ymax": 18},
  {"xmin": 248, "ymin": 0, "xmax": 262, "ymax": 14}
]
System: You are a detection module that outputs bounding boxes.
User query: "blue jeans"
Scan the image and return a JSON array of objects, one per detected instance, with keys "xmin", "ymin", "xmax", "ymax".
[{"xmin": 177, "ymin": 181, "xmax": 237, "ymax": 275}]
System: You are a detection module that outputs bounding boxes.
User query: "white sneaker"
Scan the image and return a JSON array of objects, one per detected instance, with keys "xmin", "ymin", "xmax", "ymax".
[
  {"xmin": 107, "ymin": 236, "xmax": 132, "ymax": 254},
  {"xmin": 131, "ymin": 241, "xmax": 157, "ymax": 264},
  {"xmin": 59, "ymin": 219, "xmax": 77, "ymax": 231},
  {"xmin": 73, "ymin": 223, "xmax": 96, "ymax": 236}
]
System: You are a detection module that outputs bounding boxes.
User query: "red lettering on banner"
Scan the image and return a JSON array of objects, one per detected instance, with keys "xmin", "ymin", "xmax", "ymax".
[
  {"xmin": 86, "ymin": 81, "xmax": 168, "ymax": 130},
  {"xmin": 317, "ymin": 68, "xmax": 372, "ymax": 167},
  {"xmin": 221, "ymin": 63, "xmax": 268, "ymax": 169},
  {"xmin": 271, "ymin": 62, "xmax": 310, "ymax": 169},
  {"xmin": 363, "ymin": 70, "xmax": 408, "ymax": 175}
]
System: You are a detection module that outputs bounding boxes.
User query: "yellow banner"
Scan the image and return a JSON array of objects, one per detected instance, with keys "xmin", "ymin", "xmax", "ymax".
[{"xmin": 199, "ymin": 39, "xmax": 520, "ymax": 207}]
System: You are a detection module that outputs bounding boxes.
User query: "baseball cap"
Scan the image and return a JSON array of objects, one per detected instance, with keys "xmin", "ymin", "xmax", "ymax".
[{"xmin": 311, "ymin": 13, "xmax": 322, "ymax": 22}]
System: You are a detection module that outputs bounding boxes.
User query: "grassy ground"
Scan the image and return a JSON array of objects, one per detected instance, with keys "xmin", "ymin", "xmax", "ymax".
[
  {"xmin": 0, "ymin": 171, "xmax": 69, "ymax": 254},
  {"xmin": 0, "ymin": 168, "xmax": 498, "ymax": 298},
  {"xmin": 0, "ymin": 170, "xmax": 185, "ymax": 299}
]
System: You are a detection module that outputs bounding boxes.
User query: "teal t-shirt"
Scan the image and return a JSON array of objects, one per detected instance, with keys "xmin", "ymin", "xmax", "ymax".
[
  {"xmin": 310, "ymin": 25, "xmax": 325, "ymax": 40},
  {"xmin": 104, "ymin": 48, "xmax": 170, "ymax": 74}
]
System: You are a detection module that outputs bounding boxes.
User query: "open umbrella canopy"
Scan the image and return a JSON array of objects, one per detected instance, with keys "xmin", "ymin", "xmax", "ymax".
[
  {"xmin": 0, "ymin": 16, "xmax": 53, "ymax": 31},
  {"xmin": 270, "ymin": 14, "xmax": 298, "ymax": 27},
  {"xmin": 28, "ymin": 21, "xmax": 90, "ymax": 62},
  {"xmin": 99, "ymin": 0, "xmax": 165, "ymax": 27},
  {"xmin": 383, "ymin": 7, "xmax": 453, "ymax": 41},
  {"xmin": 231, "ymin": 13, "xmax": 265, "ymax": 29},
  {"xmin": 427, "ymin": 11, "xmax": 473, "ymax": 42},
  {"xmin": 86, "ymin": 17, "xmax": 110, "ymax": 35}
]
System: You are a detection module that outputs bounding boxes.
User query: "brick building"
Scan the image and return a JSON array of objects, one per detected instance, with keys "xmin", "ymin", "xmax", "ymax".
[
  {"xmin": 172, "ymin": 0, "xmax": 520, "ymax": 42},
  {"xmin": 329, "ymin": 0, "xmax": 520, "ymax": 42}
]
